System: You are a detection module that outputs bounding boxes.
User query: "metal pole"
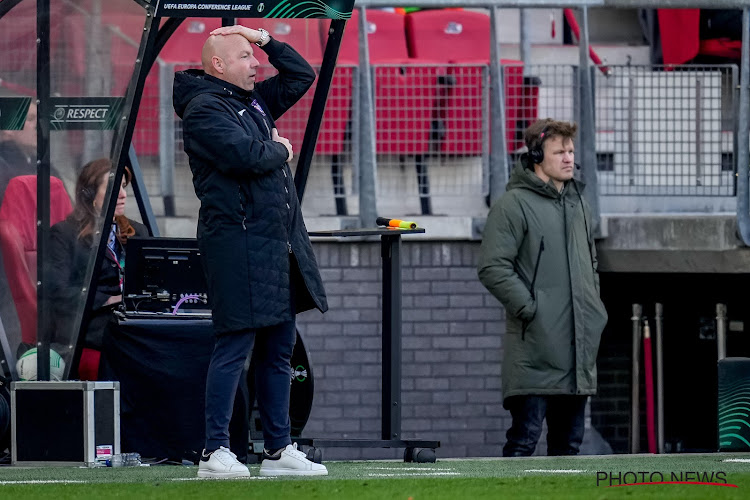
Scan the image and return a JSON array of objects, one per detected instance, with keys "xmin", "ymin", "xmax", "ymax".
[
  {"xmin": 628, "ymin": 74, "xmax": 635, "ymax": 185},
  {"xmin": 630, "ymin": 303, "xmax": 642, "ymax": 454},
  {"xmin": 736, "ymin": 8, "xmax": 750, "ymax": 244},
  {"xmin": 489, "ymin": 6, "xmax": 510, "ymax": 204},
  {"xmin": 577, "ymin": 6, "xmax": 601, "ymax": 236},
  {"xmin": 295, "ymin": 20, "xmax": 347, "ymax": 203},
  {"xmin": 0, "ymin": 317, "xmax": 18, "ymax": 380},
  {"xmin": 695, "ymin": 76, "xmax": 703, "ymax": 186},
  {"xmin": 717, "ymin": 303, "xmax": 727, "ymax": 361},
  {"xmin": 83, "ymin": 0, "xmax": 107, "ymax": 160},
  {"xmin": 654, "ymin": 302, "xmax": 664, "ymax": 454},
  {"xmin": 357, "ymin": 7, "xmax": 378, "ymax": 228},
  {"xmin": 36, "ymin": 0, "xmax": 51, "ymax": 381},
  {"xmin": 65, "ymin": 8, "xmax": 160, "ymax": 380},
  {"xmin": 159, "ymin": 61, "xmax": 176, "ymax": 217},
  {"xmin": 381, "ymin": 234, "xmax": 402, "ymax": 440},
  {"xmin": 520, "ymin": 9, "xmax": 532, "ymax": 69}
]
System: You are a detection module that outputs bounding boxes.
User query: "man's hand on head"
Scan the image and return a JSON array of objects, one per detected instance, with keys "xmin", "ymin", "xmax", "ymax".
[
  {"xmin": 272, "ymin": 128, "xmax": 293, "ymax": 163},
  {"xmin": 210, "ymin": 25, "xmax": 268, "ymax": 46}
]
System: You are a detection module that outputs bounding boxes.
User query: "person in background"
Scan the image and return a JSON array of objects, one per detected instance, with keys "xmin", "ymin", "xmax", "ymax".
[
  {"xmin": 478, "ymin": 118, "xmax": 608, "ymax": 457},
  {"xmin": 47, "ymin": 158, "xmax": 147, "ymax": 380}
]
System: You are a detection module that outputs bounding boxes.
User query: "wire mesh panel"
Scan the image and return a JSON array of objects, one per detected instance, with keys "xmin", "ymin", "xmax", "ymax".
[
  {"xmin": 595, "ymin": 65, "xmax": 736, "ymax": 196},
  {"xmin": 509, "ymin": 64, "xmax": 579, "ymax": 135},
  {"xmin": 503, "ymin": 64, "xmax": 579, "ymax": 174},
  {"xmin": 372, "ymin": 63, "xmax": 491, "ymax": 216},
  {"xmin": 164, "ymin": 62, "xmax": 357, "ymax": 218}
]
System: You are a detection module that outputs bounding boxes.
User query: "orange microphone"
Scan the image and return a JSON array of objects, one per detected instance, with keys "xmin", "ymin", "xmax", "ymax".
[{"xmin": 376, "ymin": 217, "xmax": 417, "ymax": 230}]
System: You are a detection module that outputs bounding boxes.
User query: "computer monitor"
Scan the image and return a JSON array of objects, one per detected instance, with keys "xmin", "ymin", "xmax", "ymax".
[{"xmin": 123, "ymin": 237, "xmax": 210, "ymax": 315}]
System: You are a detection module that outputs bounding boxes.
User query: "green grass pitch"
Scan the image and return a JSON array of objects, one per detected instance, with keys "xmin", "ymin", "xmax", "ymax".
[{"xmin": 1, "ymin": 453, "xmax": 749, "ymax": 499}]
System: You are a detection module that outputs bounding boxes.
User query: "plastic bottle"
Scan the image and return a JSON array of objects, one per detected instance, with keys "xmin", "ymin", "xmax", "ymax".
[{"xmin": 106, "ymin": 452, "xmax": 141, "ymax": 467}]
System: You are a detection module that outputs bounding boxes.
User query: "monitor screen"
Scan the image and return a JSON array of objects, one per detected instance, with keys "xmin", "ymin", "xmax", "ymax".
[{"xmin": 123, "ymin": 237, "xmax": 210, "ymax": 314}]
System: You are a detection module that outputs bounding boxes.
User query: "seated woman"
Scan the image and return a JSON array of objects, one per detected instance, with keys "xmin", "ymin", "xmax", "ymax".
[{"xmin": 48, "ymin": 158, "xmax": 147, "ymax": 380}]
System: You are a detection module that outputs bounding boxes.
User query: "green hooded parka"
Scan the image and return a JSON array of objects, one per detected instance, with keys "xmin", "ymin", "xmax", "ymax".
[{"xmin": 478, "ymin": 165, "xmax": 608, "ymax": 402}]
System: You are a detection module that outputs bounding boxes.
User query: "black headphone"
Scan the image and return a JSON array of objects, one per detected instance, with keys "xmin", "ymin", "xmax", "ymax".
[
  {"xmin": 80, "ymin": 187, "xmax": 95, "ymax": 203},
  {"xmin": 528, "ymin": 125, "xmax": 549, "ymax": 167}
]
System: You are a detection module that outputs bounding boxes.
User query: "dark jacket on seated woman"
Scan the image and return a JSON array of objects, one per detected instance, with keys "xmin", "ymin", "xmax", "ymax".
[
  {"xmin": 46, "ymin": 158, "xmax": 148, "ymax": 352},
  {"xmin": 48, "ymin": 218, "xmax": 147, "ymax": 349}
]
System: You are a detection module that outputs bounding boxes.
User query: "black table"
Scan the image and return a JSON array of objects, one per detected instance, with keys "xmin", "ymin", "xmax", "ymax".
[
  {"xmin": 303, "ymin": 228, "xmax": 440, "ymax": 461},
  {"xmin": 101, "ymin": 317, "xmax": 249, "ymax": 463}
]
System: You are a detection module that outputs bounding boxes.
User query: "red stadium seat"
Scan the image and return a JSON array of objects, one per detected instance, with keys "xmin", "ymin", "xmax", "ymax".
[
  {"xmin": 248, "ymin": 18, "xmax": 324, "ymax": 66},
  {"xmin": 239, "ymin": 19, "xmax": 328, "ymax": 156},
  {"xmin": 337, "ymin": 10, "xmax": 435, "ymax": 156},
  {"xmin": 657, "ymin": 9, "xmax": 701, "ymax": 65},
  {"xmin": 337, "ymin": 9, "xmax": 411, "ymax": 64},
  {"xmin": 0, "ymin": 176, "xmax": 72, "ymax": 345},
  {"xmin": 405, "ymin": 10, "xmax": 529, "ymax": 154},
  {"xmin": 657, "ymin": 9, "xmax": 742, "ymax": 65}
]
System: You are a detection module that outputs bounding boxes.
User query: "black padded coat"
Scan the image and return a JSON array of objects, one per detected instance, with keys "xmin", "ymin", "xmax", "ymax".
[{"xmin": 172, "ymin": 38, "xmax": 327, "ymax": 333}]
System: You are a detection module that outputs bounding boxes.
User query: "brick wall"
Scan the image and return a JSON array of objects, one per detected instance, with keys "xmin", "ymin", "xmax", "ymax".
[
  {"xmin": 296, "ymin": 240, "xmax": 509, "ymax": 459},
  {"xmin": 295, "ymin": 240, "xmax": 621, "ymax": 460}
]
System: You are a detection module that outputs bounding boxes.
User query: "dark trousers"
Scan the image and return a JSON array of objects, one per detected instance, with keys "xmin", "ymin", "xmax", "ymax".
[
  {"xmin": 205, "ymin": 320, "xmax": 296, "ymax": 452},
  {"xmin": 503, "ymin": 395, "xmax": 588, "ymax": 457}
]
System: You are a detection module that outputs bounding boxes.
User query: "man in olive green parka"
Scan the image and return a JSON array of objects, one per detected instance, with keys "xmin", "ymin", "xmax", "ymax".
[{"xmin": 478, "ymin": 119, "xmax": 608, "ymax": 456}]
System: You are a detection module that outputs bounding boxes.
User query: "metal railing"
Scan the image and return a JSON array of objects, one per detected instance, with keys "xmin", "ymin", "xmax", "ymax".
[{"xmin": 1, "ymin": 0, "xmax": 749, "ymax": 225}]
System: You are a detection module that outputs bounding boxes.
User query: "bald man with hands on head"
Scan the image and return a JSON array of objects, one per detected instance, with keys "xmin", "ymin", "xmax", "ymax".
[{"xmin": 173, "ymin": 24, "xmax": 328, "ymax": 479}]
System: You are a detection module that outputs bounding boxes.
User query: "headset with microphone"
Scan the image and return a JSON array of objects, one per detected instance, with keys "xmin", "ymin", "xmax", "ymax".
[{"xmin": 527, "ymin": 125, "xmax": 581, "ymax": 170}]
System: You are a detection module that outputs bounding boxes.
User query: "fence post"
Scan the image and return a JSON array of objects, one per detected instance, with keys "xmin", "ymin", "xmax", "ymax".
[
  {"xmin": 717, "ymin": 303, "xmax": 728, "ymax": 361},
  {"xmin": 737, "ymin": 8, "xmax": 750, "ymax": 244},
  {"xmin": 631, "ymin": 303, "xmax": 642, "ymax": 454},
  {"xmin": 358, "ymin": 6, "xmax": 378, "ymax": 228},
  {"xmin": 654, "ymin": 302, "xmax": 664, "ymax": 454},
  {"xmin": 577, "ymin": 6, "xmax": 601, "ymax": 236},
  {"xmin": 520, "ymin": 9, "xmax": 531, "ymax": 69},
  {"xmin": 489, "ymin": 6, "xmax": 510, "ymax": 205}
]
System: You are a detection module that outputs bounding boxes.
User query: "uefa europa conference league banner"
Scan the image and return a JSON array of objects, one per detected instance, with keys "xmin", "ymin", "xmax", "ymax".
[{"xmin": 154, "ymin": 0, "xmax": 354, "ymax": 18}]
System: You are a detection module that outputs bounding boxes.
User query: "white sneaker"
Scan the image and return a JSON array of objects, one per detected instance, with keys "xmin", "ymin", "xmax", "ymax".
[
  {"xmin": 259, "ymin": 443, "xmax": 328, "ymax": 476},
  {"xmin": 197, "ymin": 446, "xmax": 250, "ymax": 479}
]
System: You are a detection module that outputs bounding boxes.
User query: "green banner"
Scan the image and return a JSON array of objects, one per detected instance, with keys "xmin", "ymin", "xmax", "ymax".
[
  {"xmin": 155, "ymin": 0, "xmax": 354, "ymax": 19},
  {"xmin": 49, "ymin": 97, "xmax": 125, "ymax": 131},
  {"xmin": 0, "ymin": 97, "xmax": 32, "ymax": 130}
]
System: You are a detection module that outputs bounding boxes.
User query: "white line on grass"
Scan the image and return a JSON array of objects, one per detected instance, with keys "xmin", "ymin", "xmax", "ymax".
[
  {"xmin": 368, "ymin": 467, "xmax": 454, "ymax": 471},
  {"xmin": 524, "ymin": 469, "xmax": 587, "ymax": 474},
  {"xmin": 171, "ymin": 477, "xmax": 275, "ymax": 481},
  {"xmin": 0, "ymin": 480, "xmax": 87, "ymax": 485},
  {"xmin": 723, "ymin": 459, "xmax": 750, "ymax": 463},
  {"xmin": 368, "ymin": 472, "xmax": 461, "ymax": 477}
]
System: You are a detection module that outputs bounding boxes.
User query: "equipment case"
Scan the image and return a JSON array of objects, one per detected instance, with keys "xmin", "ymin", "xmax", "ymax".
[{"xmin": 11, "ymin": 381, "xmax": 120, "ymax": 466}]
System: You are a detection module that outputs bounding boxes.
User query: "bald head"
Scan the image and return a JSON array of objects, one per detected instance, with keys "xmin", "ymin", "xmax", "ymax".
[{"xmin": 201, "ymin": 34, "xmax": 259, "ymax": 91}]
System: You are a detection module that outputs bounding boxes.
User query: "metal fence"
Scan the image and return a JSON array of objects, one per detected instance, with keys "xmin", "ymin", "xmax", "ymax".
[
  {"xmin": 594, "ymin": 65, "xmax": 737, "ymax": 196},
  {"xmin": 1, "ymin": 5, "xmax": 743, "ymax": 222},
  {"xmin": 131, "ymin": 59, "xmax": 740, "ymax": 221}
]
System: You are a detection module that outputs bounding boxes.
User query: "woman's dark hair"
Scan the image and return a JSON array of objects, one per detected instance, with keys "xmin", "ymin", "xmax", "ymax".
[{"xmin": 68, "ymin": 158, "xmax": 134, "ymax": 244}]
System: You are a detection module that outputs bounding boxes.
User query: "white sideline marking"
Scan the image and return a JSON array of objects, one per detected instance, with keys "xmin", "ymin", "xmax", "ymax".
[
  {"xmin": 368, "ymin": 467, "xmax": 454, "ymax": 471},
  {"xmin": 368, "ymin": 472, "xmax": 460, "ymax": 477},
  {"xmin": 0, "ymin": 480, "xmax": 87, "ymax": 485},
  {"xmin": 524, "ymin": 469, "xmax": 587, "ymax": 474},
  {"xmin": 723, "ymin": 459, "xmax": 750, "ymax": 463},
  {"xmin": 172, "ymin": 477, "xmax": 275, "ymax": 481}
]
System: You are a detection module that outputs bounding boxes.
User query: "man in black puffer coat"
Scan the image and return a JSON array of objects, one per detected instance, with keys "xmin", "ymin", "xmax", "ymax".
[{"xmin": 173, "ymin": 24, "xmax": 328, "ymax": 479}]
